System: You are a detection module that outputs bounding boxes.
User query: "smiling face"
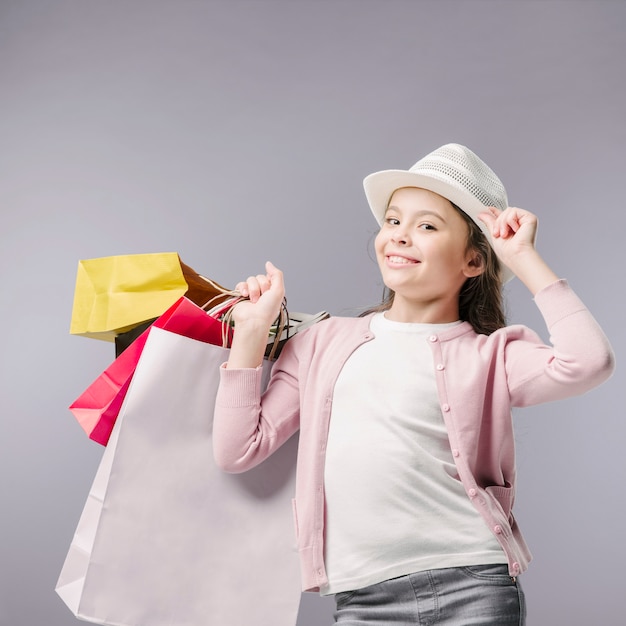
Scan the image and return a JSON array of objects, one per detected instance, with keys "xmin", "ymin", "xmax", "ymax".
[{"xmin": 374, "ymin": 187, "xmax": 484, "ymax": 323}]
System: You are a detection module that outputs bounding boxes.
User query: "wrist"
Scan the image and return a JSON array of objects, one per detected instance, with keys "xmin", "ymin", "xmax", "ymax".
[
  {"xmin": 233, "ymin": 317, "xmax": 273, "ymax": 334},
  {"xmin": 501, "ymin": 247, "xmax": 542, "ymax": 273},
  {"xmin": 504, "ymin": 249, "xmax": 560, "ymax": 295},
  {"xmin": 227, "ymin": 321, "xmax": 271, "ymax": 369}
]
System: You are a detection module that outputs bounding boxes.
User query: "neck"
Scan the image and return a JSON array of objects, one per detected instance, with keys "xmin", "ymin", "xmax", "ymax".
[{"xmin": 384, "ymin": 294, "xmax": 460, "ymax": 324}]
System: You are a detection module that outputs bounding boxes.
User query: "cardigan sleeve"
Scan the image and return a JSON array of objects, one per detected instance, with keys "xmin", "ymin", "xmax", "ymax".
[
  {"xmin": 212, "ymin": 331, "xmax": 304, "ymax": 473},
  {"xmin": 505, "ymin": 279, "xmax": 615, "ymax": 407}
]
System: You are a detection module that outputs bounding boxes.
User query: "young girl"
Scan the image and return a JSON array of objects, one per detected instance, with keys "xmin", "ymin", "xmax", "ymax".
[{"xmin": 213, "ymin": 143, "xmax": 614, "ymax": 625}]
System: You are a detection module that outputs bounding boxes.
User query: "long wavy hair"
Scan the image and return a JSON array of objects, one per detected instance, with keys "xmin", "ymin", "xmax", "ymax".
[{"xmin": 361, "ymin": 203, "xmax": 506, "ymax": 335}]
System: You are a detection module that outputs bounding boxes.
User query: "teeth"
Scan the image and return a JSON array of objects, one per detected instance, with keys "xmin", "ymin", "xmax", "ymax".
[{"xmin": 388, "ymin": 255, "xmax": 417, "ymax": 264}]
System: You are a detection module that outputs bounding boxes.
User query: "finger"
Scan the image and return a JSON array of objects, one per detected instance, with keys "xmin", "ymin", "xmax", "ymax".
[
  {"xmin": 479, "ymin": 207, "xmax": 504, "ymax": 237},
  {"xmin": 503, "ymin": 207, "xmax": 530, "ymax": 237},
  {"xmin": 499, "ymin": 215, "xmax": 518, "ymax": 238},
  {"xmin": 245, "ymin": 276, "xmax": 262, "ymax": 302},
  {"xmin": 488, "ymin": 207, "xmax": 514, "ymax": 238},
  {"xmin": 235, "ymin": 281, "xmax": 248, "ymax": 297},
  {"xmin": 477, "ymin": 210, "xmax": 496, "ymax": 230},
  {"xmin": 265, "ymin": 261, "xmax": 284, "ymax": 291},
  {"xmin": 250, "ymin": 272, "xmax": 278, "ymax": 302},
  {"xmin": 255, "ymin": 273, "xmax": 271, "ymax": 294}
]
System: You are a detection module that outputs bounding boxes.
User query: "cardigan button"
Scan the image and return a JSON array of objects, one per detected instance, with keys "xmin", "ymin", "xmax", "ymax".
[
  {"xmin": 429, "ymin": 335, "xmax": 438, "ymax": 342},
  {"xmin": 452, "ymin": 449, "xmax": 460, "ymax": 457},
  {"xmin": 436, "ymin": 363, "xmax": 445, "ymax": 371},
  {"xmin": 468, "ymin": 488, "xmax": 477, "ymax": 497},
  {"xmin": 442, "ymin": 403, "xmax": 450, "ymax": 412},
  {"xmin": 512, "ymin": 562, "xmax": 520, "ymax": 573},
  {"xmin": 494, "ymin": 525, "xmax": 503, "ymax": 534}
]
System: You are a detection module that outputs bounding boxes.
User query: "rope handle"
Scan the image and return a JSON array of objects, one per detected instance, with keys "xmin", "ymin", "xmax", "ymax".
[
  {"xmin": 197, "ymin": 274, "xmax": 289, "ymax": 360},
  {"xmin": 220, "ymin": 297, "xmax": 289, "ymax": 361}
]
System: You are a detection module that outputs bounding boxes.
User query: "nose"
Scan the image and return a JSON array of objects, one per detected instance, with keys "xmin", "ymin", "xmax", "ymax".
[{"xmin": 391, "ymin": 226, "xmax": 410, "ymax": 245}]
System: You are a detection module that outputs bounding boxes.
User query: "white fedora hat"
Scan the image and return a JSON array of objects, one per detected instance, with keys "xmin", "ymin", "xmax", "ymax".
[{"xmin": 363, "ymin": 143, "xmax": 513, "ymax": 283}]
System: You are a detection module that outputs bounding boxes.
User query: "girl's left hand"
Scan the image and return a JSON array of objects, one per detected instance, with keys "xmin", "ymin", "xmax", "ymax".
[{"xmin": 478, "ymin": 206, "xmax": 538, "ymax": 267}]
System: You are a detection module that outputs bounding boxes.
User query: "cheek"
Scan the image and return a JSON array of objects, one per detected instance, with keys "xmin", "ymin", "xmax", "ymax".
[{"xmin": 374, "ymin": 231, "xmax": 385, "ymax": 257}]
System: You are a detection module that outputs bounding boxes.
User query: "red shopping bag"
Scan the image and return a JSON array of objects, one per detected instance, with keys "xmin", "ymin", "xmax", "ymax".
[{"xmin": 69, "ymin": 297, "xmax": 232, "ymax": 445}]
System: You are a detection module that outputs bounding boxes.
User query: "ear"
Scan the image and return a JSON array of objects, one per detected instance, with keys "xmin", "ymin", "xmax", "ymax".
[{"xmin": 463, "ymin": 250, "xmax": 485, "ymax": 278}]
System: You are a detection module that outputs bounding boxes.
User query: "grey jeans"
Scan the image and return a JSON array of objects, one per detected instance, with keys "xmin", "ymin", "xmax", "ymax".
[{"xmin": 333, "ymin": 564, "xmax": 526, "ymax": 625}]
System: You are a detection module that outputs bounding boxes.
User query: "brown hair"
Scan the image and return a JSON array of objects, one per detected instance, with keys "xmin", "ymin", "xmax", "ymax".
[
  {"xmin": 455, "ymin": 207, "xmax": 506, "ymax": 334},
  {"xmin": 361, "ymin": 204, "xmax": 506, "ymax": 335}
]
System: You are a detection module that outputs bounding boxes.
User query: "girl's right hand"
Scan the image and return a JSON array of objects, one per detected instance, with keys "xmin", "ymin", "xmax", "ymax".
[{"xmin": 231, "ymin": 261, "xmax": 285, "ymax": 329}]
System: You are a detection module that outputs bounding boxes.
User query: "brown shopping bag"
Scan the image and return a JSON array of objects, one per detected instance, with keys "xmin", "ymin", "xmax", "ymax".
[{"xmin": 56, "ymin": 326, "xmax": 302, "ymax": 626}]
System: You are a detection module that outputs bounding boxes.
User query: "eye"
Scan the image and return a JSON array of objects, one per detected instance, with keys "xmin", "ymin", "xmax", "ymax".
[
  {"xmin": 384, "ymin": 217, "xmax": 400, "ymax": 226},
  {"xmin": 419, "ymin": 223, "xmax": 436, "ymax": 231}
]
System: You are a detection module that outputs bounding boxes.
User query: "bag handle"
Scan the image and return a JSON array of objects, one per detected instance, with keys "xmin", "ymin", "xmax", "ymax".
[
  {"xmin": 197, "ymin": 276, "xmax": 241, "ymax": 310},
  {"xmin": 197, "ymin": 275, "xmax": 289, "ymax": 360},
  {"xmin": 220, "ymin": 297, "xmax": 289, "ymax": 361}
]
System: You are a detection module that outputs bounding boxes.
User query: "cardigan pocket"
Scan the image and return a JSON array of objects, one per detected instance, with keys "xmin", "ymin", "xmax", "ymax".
[{"xmin": 485, "ymin": 483, "xmax": 514, "ymax": 520}]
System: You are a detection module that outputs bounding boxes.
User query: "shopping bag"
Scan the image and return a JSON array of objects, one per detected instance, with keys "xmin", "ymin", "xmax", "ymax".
[
  {"xmin": 69, "ymin": 252, "xmax": 230, "ymax": 341},
  {"xmin": 114, "ymin": 308, "xmax": 330, "ymax": 358},
  {"xmin": 56, "ymin": 327, "xmax": 301, "ymax": 626},
  {"xmin": 71, "ymin": 293, "xmax": 328, "ymax": 446},
  {"xmin": 114, "ymin": 319, "xmax": 155, "ymax": 357},
  {"xmin": 69, "ymin": 296, "xmax": 234, "ymax": 445}
]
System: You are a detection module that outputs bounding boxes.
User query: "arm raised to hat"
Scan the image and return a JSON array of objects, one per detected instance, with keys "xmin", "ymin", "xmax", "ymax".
[
  {"xmin": 478, "ymin": 207, "xmax": 560, "ymax": 296},
  {"xmin": 226, "ymin": 261, "xmax": 286, "ymax": 369}
]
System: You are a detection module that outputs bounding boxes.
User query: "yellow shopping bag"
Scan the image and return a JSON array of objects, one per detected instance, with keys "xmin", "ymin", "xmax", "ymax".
[{"xmin": 69, "ymin": 252, "xmax": 229, "ymax": 341}]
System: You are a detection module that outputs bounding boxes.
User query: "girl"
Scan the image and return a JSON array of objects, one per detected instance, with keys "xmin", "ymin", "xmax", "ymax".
[{"xmin": 213, "ymin": 143, "xmax": 614, "ymax": 625}]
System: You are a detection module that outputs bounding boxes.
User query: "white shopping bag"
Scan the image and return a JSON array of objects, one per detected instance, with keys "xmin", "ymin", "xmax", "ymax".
[{"xmin": 56, "ymin": 327, "xmax": 301, "ymax": 626}]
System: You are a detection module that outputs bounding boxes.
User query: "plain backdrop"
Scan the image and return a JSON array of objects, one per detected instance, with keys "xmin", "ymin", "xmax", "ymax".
[{"xmin": 1, "ymin": 1, "xmax": 624, "ymax": 625}]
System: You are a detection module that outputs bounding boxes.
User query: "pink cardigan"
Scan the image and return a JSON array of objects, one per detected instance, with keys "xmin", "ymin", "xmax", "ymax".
[{"xmin": 213, "ymin": 280, "xmax": 614, "ymax": 592}]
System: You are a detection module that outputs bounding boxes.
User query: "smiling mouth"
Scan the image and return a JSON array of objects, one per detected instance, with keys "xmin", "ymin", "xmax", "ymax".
[{"xmin": 387, "ymin": 255, "xmax": 419, "ymax": 265}]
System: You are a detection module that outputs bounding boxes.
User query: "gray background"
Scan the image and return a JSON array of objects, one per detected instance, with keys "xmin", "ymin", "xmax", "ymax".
[{"xmin": 1, "ymin": 1, "xmax": 624, "ymax": 624}]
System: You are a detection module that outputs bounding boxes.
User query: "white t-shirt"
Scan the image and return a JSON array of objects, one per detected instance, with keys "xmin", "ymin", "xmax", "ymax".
[{"xmin": 322, "ymin": 313, "xmax": 506, "ymax": 595}]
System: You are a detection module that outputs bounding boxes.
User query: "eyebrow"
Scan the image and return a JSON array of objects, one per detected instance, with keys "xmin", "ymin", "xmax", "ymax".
[{"xmin": 384, "ymin": 206, "xmax": 447, "ymax": 222}]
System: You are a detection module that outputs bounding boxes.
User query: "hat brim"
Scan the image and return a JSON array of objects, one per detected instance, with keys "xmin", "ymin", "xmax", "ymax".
[{"xmin": 363, "ymin": 169, "xmax": 514, "ymax": 283}]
